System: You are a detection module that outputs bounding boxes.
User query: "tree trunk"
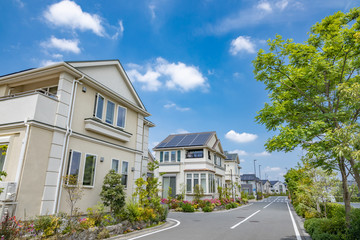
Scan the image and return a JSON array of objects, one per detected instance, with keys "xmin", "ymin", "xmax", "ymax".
[
  {"xmin": 339, "ymin": 157, "xmax": 351, "ymax": 226},
  {"xmin": 348, "ymin": 157, "xmax": 360, "ymax": 193}
]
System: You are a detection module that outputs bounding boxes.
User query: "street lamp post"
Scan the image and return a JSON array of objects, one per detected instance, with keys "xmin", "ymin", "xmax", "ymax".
[
  {"xmin": 254, "ymin": 159, "xmax": 258, "ymax": 200},
  {"xmin": 259, "ymin": 164, "xmax": 262, "ymax": 199}
]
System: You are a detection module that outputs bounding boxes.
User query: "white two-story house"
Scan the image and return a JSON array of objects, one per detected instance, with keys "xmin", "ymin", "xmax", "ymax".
[
  {"xmin": 224, "ymin": 152, "xmax": 241, "ymax": 198},
  {"xmin": 0, "ymin": 60, "xmax": 153, "ymax": 218},
  {"xmin": 153, "ymin": 132, "xmax": 226, "ymax": 200}
]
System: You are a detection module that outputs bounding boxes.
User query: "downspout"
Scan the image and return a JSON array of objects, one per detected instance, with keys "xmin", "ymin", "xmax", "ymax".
[
  {"xmin": 15, "ymin": 118, "xmax": 30, "ymax": 198},
  {"xmin": 53, "ymin": 75, "xmax": 84, "ymax": 214}
]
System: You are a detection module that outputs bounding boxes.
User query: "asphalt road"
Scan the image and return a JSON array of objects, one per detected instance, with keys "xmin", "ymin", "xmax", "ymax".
[{"xmin": 127, "ymin": 196, "xmax": 307, "ymax": 240}]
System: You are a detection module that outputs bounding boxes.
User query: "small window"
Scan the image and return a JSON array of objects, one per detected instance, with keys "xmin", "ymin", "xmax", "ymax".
[
  {"xmin": 67, "ymin": 150, "xmax": 81, "ymax": 184},
  {"xmin": 116, "ymin": 106, "xmax": 126, "ymax": 128},
  {"xmin": 83, "ymin": 154, "xmax": 96, "ymax": 186},
  {"xmin": 186, "ymin": 149, "xmax": 203, "ymax": 158},
  {"xmin": 95, "ymin": 94, "xmax": 104, "ymax": 119},
  {"xmin": 186, "ymin": 174, "xmax": 192, "ymax": 193},
  {"xmin": 208, "ymin": 151, "xmax": 211, "ymax": 160},
  {"xmin": 0, "ymin": 145, "xmax": 8, "ymax": 172},
  {"xmin": 177, "ymin": 150, "xmax": 181, "ymax": 162},
  {"xmin": 112, "ymin": 159, "xmax": 119, "ymax": 173},
  {"xmin": 201, "ymin": 173, "xmax": 206, "ymax": 192},
  {"xmin": 106, "ymin": 100, "xmax": 115, "ymax": 124},
  {"xmin": 164, "ymin": 152, "xmax": 169, "ymax": 162},
  {"xmin": 121, "ymin": 161, "xmax": 128, "ymax": 187},
  {"xmin": 170, "ymin": 151, "xmax": 176, "ymax": 162},
  {"xmin": 160, "ymin": 152, "xmax": 163, "ymax": 162},
  {"xmin": 193, "ymin": 173, "xmax": 199, "ymax": 188}
]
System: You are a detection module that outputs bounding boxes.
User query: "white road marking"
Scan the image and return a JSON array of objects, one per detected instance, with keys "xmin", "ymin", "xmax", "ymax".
[
  {"xmin": 286, "ymin": 202, "xmax": 301, "ymax": 240},
  {"xmin": 263, "ymin": 197, "xmax": 280, "ymax": 208},
  {"xmin": 230, "ymin": 210, "xmax": 261, "ymax": 229},
  {"xmin": 128, "ymin": 218, "xmax": 181, "ymax": 240}
]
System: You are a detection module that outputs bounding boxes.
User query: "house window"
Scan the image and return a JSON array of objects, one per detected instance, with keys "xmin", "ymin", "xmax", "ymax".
[
  {"xmin": 164, "ymin": 152, "xmax": 169, "ymax": 162},
  {"xmin": 193, "ymin": 173, "xmax": 199, "ymax": 189},
  {"xmin": 171, "ymin": 151, "xmax": 176, "ymax": 162},
  {"xmin": 177, "ymin": 150, "xmax": 181, "ymax": 162},
  {"xmin": 67, "ymin": 150, "xmax": 81, "ymax": 184},
  {"xmin": 116, "ymin": 106, "xmax": 126, "ymax": 128},
  {"xmin": 83, "ymin": 154, "xmax": 96, "ymax": 186},
  {"xmin": 213, "ymin": 154, "xmax": 216, "ymax": 165},
  {"xmin": 201, "ymin": 173, "xmax": 207, "ymax": 192},
  {"xmin": 106, "ymin": 100, "xmax": 115, "ymax": 124},
  {"xmin": 186, "ymin": 174, "xmax": 192, "ymax": 193},
  {"xmin": 0, "ymin": 145, "xmax": 8, "ymax": 172},
  {"xmin": 95, "ymin": 94, "xmax": 104, "ymax": 119},
  {"xmin": 208, "ymin": 173, "xmax": 215, "ymax": 193},
  {"xmin": 186, "ymin": 149, "xmax": 203, "ymax": 158},
  {"xmin": 208, "ymin": 151, "xmax": 211, "ymax": 160},
  {"xmin": 160, "ymin": 152, "xmax": 163, "ymax": 162},
  {"xmin": 112, "ymin": 159, "xmax": 119, "ymax": 173},
  {"xmin": 121, "ymin": 161, "xmax": 128, "ymax": 188}
]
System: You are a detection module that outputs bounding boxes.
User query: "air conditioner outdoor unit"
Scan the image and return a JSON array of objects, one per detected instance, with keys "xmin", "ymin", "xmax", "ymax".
[{"xmin": 0, "ymin": 182, "xmax": 17, "ymax": 202}]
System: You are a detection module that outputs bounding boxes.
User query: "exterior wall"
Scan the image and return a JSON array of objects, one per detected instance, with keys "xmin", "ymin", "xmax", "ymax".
[
  {"xmin": 16, "ymin": 126, "xmax": 54, "ymax": 218},
  {"xmin": 58, "ymin": 136, "xmax": 137, "ymax": 214}
]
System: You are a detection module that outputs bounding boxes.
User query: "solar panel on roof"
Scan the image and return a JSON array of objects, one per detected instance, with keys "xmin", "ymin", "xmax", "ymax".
[
  {"xmin": 190, "ymin": 133, "xmax": 211, "ymax": 146},
  {"xmin": 177, "ymin": 134, "xmax": 197, "ymax": 146},
  {"xmin": 164, "ymin": 135, "xmax": 186, "ymax": 147},
  {"xmin": 156, "ymin": 142, "xmax": 168, "ymax": 148}
]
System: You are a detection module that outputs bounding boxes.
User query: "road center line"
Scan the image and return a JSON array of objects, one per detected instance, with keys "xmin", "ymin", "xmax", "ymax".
[
  {"xmin": 286, "ymin": 202, "xmax": 301, "ymax": 240},
  {"xmin": 230, "ymin": 210, "xmax": 261, "ymax": 229},
  {"xmin": 129, "ymin": 218, "xmax": 181, "ymax": 240}
]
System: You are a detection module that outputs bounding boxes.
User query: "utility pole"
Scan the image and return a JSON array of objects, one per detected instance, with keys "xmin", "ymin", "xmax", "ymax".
[
  {"xmin": 254, "ymin": 159, "xmax": 258, "ymax": 200},
  {"xmin": 259, "ymin": 164, "xmax": 262, "ymax": 198}
]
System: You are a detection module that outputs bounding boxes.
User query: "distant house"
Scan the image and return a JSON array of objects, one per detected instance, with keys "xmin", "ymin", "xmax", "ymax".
[
  {"xmin": 224, "ymin": 151, "xmax": 241, "ymax": 198},
  {"xmin": 153, "ymin": 132, "xmax": 226, "ymax": 200},
  {"xmin": 270, "ymin": 181, "xmax": 287, "ymax": 194},
  {"xmin": 0, "ymin": 60, "xmax": 154, "ymax": 218},
  {"xmin": 261, "ymin": 180, "xmax": 271, "ymax": 194},
  {"xmin": 241, "ymin": 174, "xmax": 261, "ymax": 196}
]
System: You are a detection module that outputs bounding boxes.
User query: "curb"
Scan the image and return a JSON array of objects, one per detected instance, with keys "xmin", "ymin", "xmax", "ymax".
[
  {"xmin": 109, "ymin": 219, "xmax": 176, "ymax": 240},
  {"xmin": 288, "ymin": 203, "xmax": 312, "ymax": 240}
]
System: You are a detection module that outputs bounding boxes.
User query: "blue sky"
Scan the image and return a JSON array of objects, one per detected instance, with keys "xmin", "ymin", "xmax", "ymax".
[{"xmin": 1, "ymin": 0, "xmax": 359, "ymax": 181}]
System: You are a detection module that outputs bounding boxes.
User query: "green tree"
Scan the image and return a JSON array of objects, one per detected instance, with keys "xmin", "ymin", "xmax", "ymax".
[
  {"xmin": 193, "ymin": 184, "xmax": 204, "ymax": 203},
  {"xmin": 0, "ymin": 145, "xmax": 7, "ymax": 194},
  {"xmin": 100, "ymin": 169, "xmax": 126, "ymax": 215},
  {"xmin": 62, "ymin": 175, "xmax": 83, "ymax": 216},
  {"xmin": 253, "ymin": 8, "xmax": 360, "ymax": 223}
]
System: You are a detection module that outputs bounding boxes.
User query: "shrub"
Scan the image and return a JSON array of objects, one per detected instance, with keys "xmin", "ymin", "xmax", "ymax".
[
  {"xmin": 122, "ymin": 200, "xmax": 142, "ymax": 223},
  {"xmin": 87, "ymin": 203, "xmax": 106, "ymax": 226},
  {"xmin": 34, "ymin": 215, "xmax": 62, "ymax": 237},
  {"xmin": 193, "ymin": 184, "xmax": 204, "ymax": 203},
  {"xmin": 248, "ymin": 195, "xmax": 255, "ymax": 200},
  {"xmin": 203, "ymin": 206, "xmax": 213, "ymax": 212},
  {"xmin": 0, "ymin": 215, "xmax": 20, "ymax": 239},
  {"xmin": 347, "ymin": 208, "xmax": 360, "ymax": 239},
  {"xmin": 325, "ymin": 203, "xmax": 345, "ymax": 219},
  {"xmin": 100, "ymin": 169, "xmax": 126, "ymax": 215},
  {"xmin": 304, "ymin": 217, "xmax": 346, "ymax": 240},
  {"xmin": 181, "ymin": 203, "xmax": 195, "ymax": 212}
]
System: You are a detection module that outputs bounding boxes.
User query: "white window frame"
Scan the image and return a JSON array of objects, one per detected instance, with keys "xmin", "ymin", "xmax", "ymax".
[
  {"xmin": 95, "ymin": 93, "xmax": 105, "ymax": 120},
  {"xmin": 186, "ymin": 173, "xmax": 192, "ymax": 193},
  {"xmin": 0, "ymin": 139, "xmax": 9, "ymax": 172},
  {"xmin": 82, "ymin": 153, "xmax": 97, "ymax": 188},
  {"xmin": 116, "ymin": 105, "xmax": 127, "ymax": 129},
  {"xmin": 66, "ymin": 150, "xmax": 82, "ymax": 185},
  {"xmin": 111, "ymin": 159, "xmax": 120, "ymax": 173},
  {"xmin": 170, "ymin": 151, "xmax": 176, "ymax": 162},
  {"xmin": 164, "ymin": 152, "xmax": 169, "ymax": 162},
  {"xmin": 105, "ymin": 100, "xmax": 115, "ymax": 124},
  {"xmin": 121, "ymin": 161, "xmax": 129, "ymax": 188}
]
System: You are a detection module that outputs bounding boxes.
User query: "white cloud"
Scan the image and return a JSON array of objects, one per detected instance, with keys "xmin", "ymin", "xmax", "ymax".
[
  {"xmin": 149, "ymin": 5, "xmax": 156, "ymax": 19},
  {"xmin": 164, "ymin": 103, "xmax": 190, "ymax": 111},
  {"xmin": 239, "ymin": 159, "xmax": 246, "ymax": 163},
  {"xmin": 257, "ymin": 1, "xmax": 272, "ymax": 12},
  {"xmin": 225, "ymin": 130, "xmax": 258, "ymax": 143},
  {"xmin": 175, "ymin": 129, "xmax": 190, "ymax": 134},
  {"xmin": 127, "ymin": 68, "xmax": 161, "ymax": 91},
  {"xmin": 112, "ymin": 20, "xmax": 124, "ymax": 40},
  {"xmin": 44, "ymin": 0, "xmax": 105, "ymax": 36},
  {"xmin": 41, "ymin": 36, "xmax": 80, "ymax": 54},
  {"xmin": 276, "ymin": 0, "xmax": 289, "ymax": 10},
  {"xmin": 52, "ymin": 53, "xmax": 63, "ymax": 59},
  {"xmin": 127, "ymin": 57, "xmax": 208, "ymax": 92},
  {"xmin": 40, "ymin": 60, "xmax": 60, "ymax": 67},
  {"xmin": 263, "ymin": 166, "xmax": 281, "ymax": 172},
  {"xmin": 229, "ymin": 149, "xmax": 248, "ymax": 156},
  {"xmin": 254, "ymin": 151, "xmax": 271, "ymax": 157},
  {"xmin": 230, "ymin": 36, "xmax": 256, "ymax": 55}
]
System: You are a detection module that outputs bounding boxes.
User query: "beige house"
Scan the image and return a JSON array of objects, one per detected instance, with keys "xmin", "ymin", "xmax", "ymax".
[
  {"xmin": 153, "ymin": 132, "xmax": 226, "ymax": 201},
  {"xmin": 0, "ymin": 60, "xmax": 154, "ymax": 218},
  {"xmin": 224, "ymin": 152, "xmax": 241, "ymax": 198}
]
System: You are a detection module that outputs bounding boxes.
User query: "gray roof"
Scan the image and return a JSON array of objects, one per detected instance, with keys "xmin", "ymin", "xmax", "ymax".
[
  {"xmin": 154, "ymin": 132, "xmax": 215, "ymax": 149},
  {"xmin": 241, "ymin": 174, "xmax": 260, "ymax": 181},
  {"xmin": 224, "ymin": 151, "xmax": 238, "ymax": 160},
  {"xmin": 261, "ymin": 180, "xmax": 269, "ymax": 184},
  {"xmin": 270, "ymin": 181, "xmax": 280, "ymax": 185}
]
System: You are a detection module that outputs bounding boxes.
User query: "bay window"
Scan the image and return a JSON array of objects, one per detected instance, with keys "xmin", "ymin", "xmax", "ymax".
[{"xmin": 186, "ymin": 174, "xmax": 192, "ymax": 193}]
